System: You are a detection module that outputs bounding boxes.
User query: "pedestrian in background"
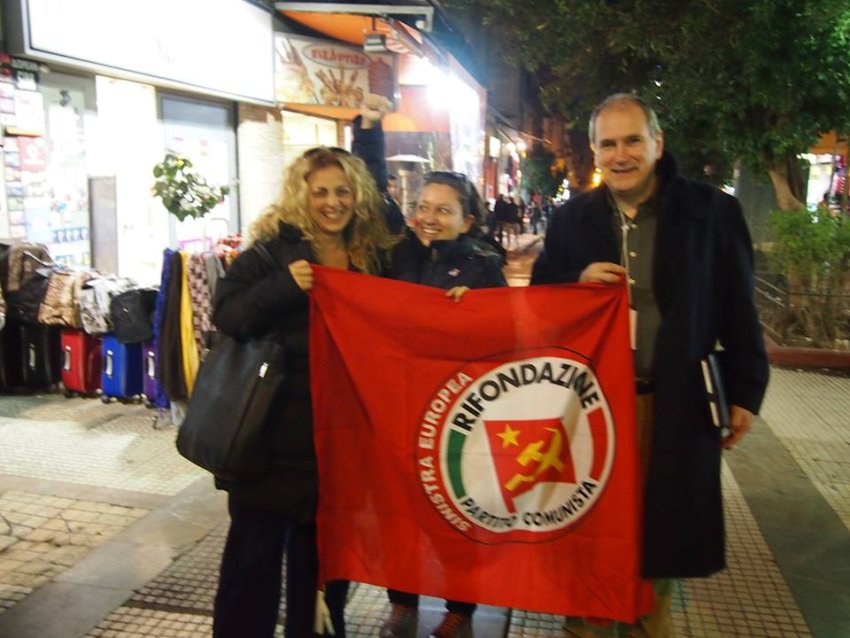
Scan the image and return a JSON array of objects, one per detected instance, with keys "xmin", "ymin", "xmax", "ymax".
[
  {"xmin": 529, "ymin": 201, "xmax": 542, "ymax": 234},
  {"xmin": 211, "ymin": 144, "xmax": 397, "ymax": 638},
  {"xmin": 387, "ymin": 173, "xmax": 400, "ymax": 204},
  {"xmin": 493, "ymin": 193, "xmax": 512, "ymax": 246},
  {"xmin": 532, "ymin": 93, "xmax": 769, "ymax": 637},
  {"xmin": 514, "ymin": 194, "xmax": 526, "ymax": 235}
]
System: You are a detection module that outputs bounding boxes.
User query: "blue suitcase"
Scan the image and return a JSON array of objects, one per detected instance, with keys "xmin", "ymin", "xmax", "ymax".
[
  {"xmin": 141, "ymin": 340, "xmax": 168, "ymax": 409},
  {"xmin": 101, "ymin": 335, "xmax": 143, "ymax": 402}
]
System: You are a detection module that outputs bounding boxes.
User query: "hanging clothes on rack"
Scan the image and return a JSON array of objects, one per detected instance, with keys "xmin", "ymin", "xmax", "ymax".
[
  {"xmin": 148, "ymin": 248, "xmax": 174, "ymax": 410},
  {"xmin": 187, "ymin": 253, "xmax": 214, "ymax": 358},
  {"xmin": 155, "ymin": 245, "xmax": 226, "ymax": 405},
  {"xmin": 179, "ymin": 252, "xmax": 200, "ymax": 394},
  {"xmin": 204, "ymin": 252, "xmax": 226, "ymax": 301},
  {"xmin": 158, "ymin": 250, "xmax": 187, "ymax": 401}
]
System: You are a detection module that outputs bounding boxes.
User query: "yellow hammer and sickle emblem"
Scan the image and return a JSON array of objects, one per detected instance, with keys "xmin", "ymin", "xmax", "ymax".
[{"xmin": 505, "ymin": 428, "xmax": 565, "ymax": 492}]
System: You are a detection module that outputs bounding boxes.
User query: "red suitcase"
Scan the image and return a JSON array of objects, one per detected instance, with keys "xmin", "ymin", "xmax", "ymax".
[{"xmin": 61, "ymin": 329, "xmax": 101, "ymax": 396}]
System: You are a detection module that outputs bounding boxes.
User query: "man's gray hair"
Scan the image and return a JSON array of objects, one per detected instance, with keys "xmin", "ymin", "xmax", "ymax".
[{"xmin": 588, "ymin": 93, "xmax": 662, "ymax": 145}]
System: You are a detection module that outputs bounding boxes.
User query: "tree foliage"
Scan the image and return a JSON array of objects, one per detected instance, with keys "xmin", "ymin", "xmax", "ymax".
[
  {"xmin": 521, "ymin": 147, "xmax": 566, "ymax": 198},
  {"xmin": 445, "ymin": 0, "xmax": 850, "ymax": 202},
  {"xmin": 767, "ymin": 208, "xmax": 850, "ymax": 345}
]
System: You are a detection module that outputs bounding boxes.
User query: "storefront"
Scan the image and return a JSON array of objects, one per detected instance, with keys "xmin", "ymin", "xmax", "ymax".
[
  {"xmin": 3, "ymin": 0, "xmax": 275, "ymax": 284},
  {"xmin": 272, "ymin": 2, "xmax": 487, "ymax": 219}
]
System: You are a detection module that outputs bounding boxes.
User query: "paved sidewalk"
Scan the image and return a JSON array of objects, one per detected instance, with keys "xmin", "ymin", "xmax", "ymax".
[
  {"xmin": 3, "ymin": 236, "xmax": 848, "ymax": 637},
  {"xmin": 0, "ymin": 366, "xmax": 847, "ymax": 637}
]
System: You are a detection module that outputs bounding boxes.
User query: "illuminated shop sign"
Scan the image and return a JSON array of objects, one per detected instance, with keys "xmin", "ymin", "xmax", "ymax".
[{"xmin": 274, "ymin": 34, "xmax": 395, "ymax": 108}]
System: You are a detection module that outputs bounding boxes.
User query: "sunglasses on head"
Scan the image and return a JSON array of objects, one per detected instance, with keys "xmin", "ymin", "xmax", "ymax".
[
  {"xmin": 302, "ymin": 146, "xmax": 351, "ymax": 159},
  {"xmin": 424, "ymin": 171, "xmax": 475, "ymax": 194},
  {"xmin": 425, "ymin": 170, "xmax": 467, "ymax": 183}
]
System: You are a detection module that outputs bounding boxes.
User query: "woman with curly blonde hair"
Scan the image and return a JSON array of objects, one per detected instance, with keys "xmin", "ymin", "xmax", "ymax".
[
  {"xmin": 211, "ymin": 146, "xmax": 397, "ymax": 638},
  {"xmin": 250, "ymin": 146, "xmax": 397, "ymax": 276}
]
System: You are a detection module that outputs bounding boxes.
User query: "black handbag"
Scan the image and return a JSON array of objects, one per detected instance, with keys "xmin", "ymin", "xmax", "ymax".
[
  {"xmin": 6, "ymin": 267, "xmax": 51, "ymax": 325},
  {"xmin": 175, "ymin": 242, "xmax": 286, "ymax": 480},
  {"xmin": 110, "ymin": 287, "xmax": 159, "ymax": 343}
]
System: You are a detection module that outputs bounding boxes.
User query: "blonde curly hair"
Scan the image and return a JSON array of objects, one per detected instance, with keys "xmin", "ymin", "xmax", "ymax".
[{"xmin": 250, "ymin": 147, "xmax": 398, "ymax": 274}]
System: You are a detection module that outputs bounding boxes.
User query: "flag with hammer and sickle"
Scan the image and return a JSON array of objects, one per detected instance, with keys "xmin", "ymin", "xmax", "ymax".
[{"xmin": 484, "ymin": 418, "xmax": 577, "ymax": 512}]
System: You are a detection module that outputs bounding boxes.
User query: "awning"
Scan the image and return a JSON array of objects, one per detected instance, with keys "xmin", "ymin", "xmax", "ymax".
[
  {"xmin": 275, "ymin": 1, "xmax": 482, "ymax": 81},
  {"xmin": 276, "ymin": 1, "xmax": 437, "ymax": 35}
]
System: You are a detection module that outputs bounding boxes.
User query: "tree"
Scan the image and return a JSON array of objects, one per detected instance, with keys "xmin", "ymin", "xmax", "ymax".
[
  {"xmin": 521, "ymin": 146, "xmax": 566, "ymax": 199},
  {"xmin": 445, "ymin": 0, "xmax": 850, "ymax": 208}
]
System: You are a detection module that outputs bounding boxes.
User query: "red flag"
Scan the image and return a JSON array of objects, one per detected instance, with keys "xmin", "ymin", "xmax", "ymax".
[{"xmin": 309, "ymin": 267, "xmax": 654, "ymax": 622}]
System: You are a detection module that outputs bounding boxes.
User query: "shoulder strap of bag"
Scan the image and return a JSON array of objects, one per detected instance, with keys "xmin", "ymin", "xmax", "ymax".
[{"xmin": 252, "ymin": 241, "xmax": 278, "ymax": 271}]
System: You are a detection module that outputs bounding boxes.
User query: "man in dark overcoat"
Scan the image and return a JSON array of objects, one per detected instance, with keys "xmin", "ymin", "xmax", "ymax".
[{"xmin": 532, "ymin": 93, "xmax": 769, "ymax": 637}]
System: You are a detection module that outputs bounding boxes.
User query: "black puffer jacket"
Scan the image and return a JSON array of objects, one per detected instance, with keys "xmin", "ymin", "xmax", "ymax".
[
  {"xmin": 387, "ymin": 228, "xmax": 507, "ymax": 289},
  {"xmin": 211, "ymin": 223, "xmax": 319, "ymax": 520}
]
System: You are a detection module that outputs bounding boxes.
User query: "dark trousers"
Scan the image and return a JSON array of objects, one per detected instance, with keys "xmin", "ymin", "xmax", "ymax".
[
  {"xmin": 213, "ymin": 496, "xmax": 349, "ymax": 637},
  {"xmin": 388, "ymin": 588, "xmax": 476, "ymax": 617}
]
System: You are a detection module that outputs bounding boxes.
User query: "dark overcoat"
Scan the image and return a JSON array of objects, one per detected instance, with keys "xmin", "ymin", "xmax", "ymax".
[
  {"xmin": 211, "ymin": 224, "xmax": 318, "ymax": 520},
  {"xmin": 531, "ymin": 153, "xmax": 769, "ymax": 578}
]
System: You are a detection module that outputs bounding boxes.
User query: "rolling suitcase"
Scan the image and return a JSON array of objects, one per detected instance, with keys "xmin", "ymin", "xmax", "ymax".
[
  {"xmin": 0, "ymin": 319, "xmax": 24, "ymax": 391},
  {"xmin": 20, "ymin": 322, "xmax": 61, "ymax": 391},
  {"xmin": 101, "ymin": 334, "xmax": 143, "ymax": 402},
  {"xmin": 141, "ymin": 340, "xmax": 167, "ymax": 408},
  {"xmin": 61, "ymin": 329, "xmax": 101, "ymax": 396}
]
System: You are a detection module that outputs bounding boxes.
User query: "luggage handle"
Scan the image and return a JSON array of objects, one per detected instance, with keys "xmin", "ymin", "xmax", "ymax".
[
  {"xmin": 22, "ymin": 250, "xmax": 56, "ymax": 268},
  {"xmin": 146, "ymin": 351, "xmax": 155, "ymax": 379},
  {"xmin": 28, "ymin": 344, "xmax": 36, "ymax": 370},
  {"xmin": 63, "ymin": 345, "xmax": 71, "ymax": 372},
  {"xmin": 105, "ymin": 350, "xmax": 113, "ymax": 377}
]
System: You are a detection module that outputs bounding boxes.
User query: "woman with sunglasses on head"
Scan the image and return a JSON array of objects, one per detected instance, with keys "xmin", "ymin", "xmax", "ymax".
[
  {"xmin": 211, "ymin": 145, "xmax": 397, "ymax": 638},
  {"xmin": 354, "ymin": 97, "xmax": 507, "ymax": 638}
]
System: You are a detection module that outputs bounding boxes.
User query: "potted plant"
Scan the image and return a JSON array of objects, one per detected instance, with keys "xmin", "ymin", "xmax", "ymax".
[{"xmin": 152, "ymin": 151, "xmax": 231, "ymax": 222}]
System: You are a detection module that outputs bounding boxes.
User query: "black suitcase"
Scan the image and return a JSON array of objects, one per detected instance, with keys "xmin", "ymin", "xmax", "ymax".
[
  {"xmin": 20, "ymin": 322, "xmax": 61, "ymax": 390},
  {"xmin": 0, "ymin": 320, "xmax": 24, "ymax": 391}
]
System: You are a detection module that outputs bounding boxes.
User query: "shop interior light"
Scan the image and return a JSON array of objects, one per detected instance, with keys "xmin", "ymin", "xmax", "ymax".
[
  {"xmin": 424, "ymin": 62, "xmax": 452, "ymax": 108},
  {"xmin": 591, "ymin": 168, "xmax": 603, "ymax": 187}
]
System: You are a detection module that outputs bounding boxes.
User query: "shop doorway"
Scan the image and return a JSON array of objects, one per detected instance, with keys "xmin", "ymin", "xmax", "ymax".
[{"xmin": 160, "ymin": 94, "xmax": 238, "ymax": 253}]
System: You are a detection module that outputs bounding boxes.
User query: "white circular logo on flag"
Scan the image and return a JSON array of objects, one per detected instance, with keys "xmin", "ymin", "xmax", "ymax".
[{"xmin": 416, "ymin": 348, "xmax": 615, "ymax": 544}]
